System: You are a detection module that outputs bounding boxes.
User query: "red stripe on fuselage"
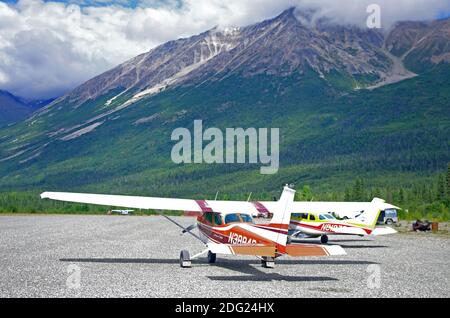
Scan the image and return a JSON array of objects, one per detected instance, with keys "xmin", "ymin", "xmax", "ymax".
[
  {"xmin": 254, "ymin": 224, "xmax": 288, "ymax": 235},
  {"xmin": 198, "ymin": 223, "xmax": 229, "ymax": 244},
  {"xmin": 198, "ymin": 222, "xmax": 274, "ymax": 245},
  {"xmin": 266, "ymin": 223, "xmax": 289, "ymax": 230},
  {"xmin": 290, "ymin": 220, "xmax": 372, "ymax": 234}
]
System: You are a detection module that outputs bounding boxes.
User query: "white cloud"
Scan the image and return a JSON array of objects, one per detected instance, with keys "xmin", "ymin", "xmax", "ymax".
[{"xmin": 0, "ymin": 0, "xmax": 449, "ymax": 99}]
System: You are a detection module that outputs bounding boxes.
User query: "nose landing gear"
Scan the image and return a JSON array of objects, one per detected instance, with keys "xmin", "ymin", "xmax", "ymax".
[{"xmin": 320, "ymin": 235, "xmax": 329, "ymax": 244}]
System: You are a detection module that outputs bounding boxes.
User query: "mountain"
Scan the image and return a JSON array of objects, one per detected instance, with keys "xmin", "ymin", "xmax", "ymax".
[
  {"xmin": 0, "ymin": 8, "xmax": 448, "ymax": 199},
  {"xmin": 0, "ymin": 90, "xmax": 53, "ymax": 127},
  {"xmin": 385, "ymin": 17, "xmax": 450, "ymax": 73},
  {"xmin": 0, "ymin": 90, "xmax": 34, "ymax": 127},
  {"xmin": 50, "ymin": 8, "xmax": 395, "ymax": 110}
]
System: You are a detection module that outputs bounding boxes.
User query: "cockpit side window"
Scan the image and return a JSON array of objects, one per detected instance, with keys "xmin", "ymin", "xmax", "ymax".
[
  {"xmin": 293, "ymin": 213, "xmax": 308, "ymax": 220},
  {"xmin": 214, "ymin": 213, "xmax": 223, "ymax": 226},
  {"xmin": 204, "ymin": 212, "xmax": 213, "ymax": 224},
  {"xmin": 319, "ymin": 214, "xmax": 326, "ymax": 220},
  {"xmin": 309, "ymin": 214, "xmax": 316, "ymax": 221}
]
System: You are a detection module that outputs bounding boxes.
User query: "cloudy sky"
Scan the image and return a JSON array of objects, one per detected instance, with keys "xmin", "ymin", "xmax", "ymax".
[{"xmin": 0, "ymin": 0, "xmax": 449, "ymax": 100}]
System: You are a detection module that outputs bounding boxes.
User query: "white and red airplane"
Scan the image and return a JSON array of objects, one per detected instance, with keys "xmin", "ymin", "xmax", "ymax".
[
  {"xmin": 41, "ymin": 186, "xmax": 347, "ymax": 268},
  {"xmin": 288, "ymin": 199, "xmax": 399, "ymax": 244}
]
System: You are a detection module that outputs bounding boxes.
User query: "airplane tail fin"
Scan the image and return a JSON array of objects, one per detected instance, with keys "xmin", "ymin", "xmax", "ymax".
[
  {"xmin": 267, "ymin": 185, "xmax": 295, "ymax": 246},
  {"xmin": 347, "ymin": 199, "xmax": 382, "ymax": 229}
]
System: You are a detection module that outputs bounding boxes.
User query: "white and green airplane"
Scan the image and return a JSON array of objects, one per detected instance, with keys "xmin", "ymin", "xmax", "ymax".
[{"xmin": 288, "ymin": 198, "xmax": 399, "ymax": 243}]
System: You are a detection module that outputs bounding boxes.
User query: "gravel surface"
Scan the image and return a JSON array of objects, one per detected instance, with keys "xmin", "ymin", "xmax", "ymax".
[{"xmin": 0, "ymin": 215, "xmax": 449, "ymax": 298}]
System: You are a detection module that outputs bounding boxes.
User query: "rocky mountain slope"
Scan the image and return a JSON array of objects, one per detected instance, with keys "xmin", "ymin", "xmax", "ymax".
[{"xmin": 385, "ymin": 17, "xmax": 450, "ymax": 73}]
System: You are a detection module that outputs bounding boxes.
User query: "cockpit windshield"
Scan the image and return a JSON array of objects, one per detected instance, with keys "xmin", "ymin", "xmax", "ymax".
[
  {"xmin": 224, "ymin": 214, "xmax": 240, "ymax": 224},
  {"xmin": 319, "ymin": 213, "xmax": 336, "ymax": 220},
  {"xmin": 224, "ymin": 213, "xmax": 253, "ymax": 224},
  {"xmin": 240, "ymin": 214, "xmax": 253, "ymax": 223}
]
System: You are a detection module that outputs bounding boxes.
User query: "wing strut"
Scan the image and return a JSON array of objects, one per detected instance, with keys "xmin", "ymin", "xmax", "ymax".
[{"xmin": 160, "ymin": 214, "xmax": 203, "ymax": 242}]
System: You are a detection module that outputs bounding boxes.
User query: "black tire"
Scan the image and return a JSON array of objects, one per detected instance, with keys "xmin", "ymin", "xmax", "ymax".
[
  {"xmin": 207, "ymin": 251, "xmax": 217, "ymax": 264},
  {"xmin": 179, "ymin": 250, "xmax": 191, "ymax": 268},
  {"xmin": 261, "ymin": 257, "xmax": 275, "ymax": 268},
  {"xmin": 320, "ymin": 235, "xmax": 329, "ymax": 244},
  {"xmin": 386, "ymin": 219, "xmax": 393, "ymax": 225}
]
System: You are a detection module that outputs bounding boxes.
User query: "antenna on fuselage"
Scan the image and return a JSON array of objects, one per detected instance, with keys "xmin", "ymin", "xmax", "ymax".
[
  {"xmin": 214, "ymin": 191, "xmax": 219, "ymax": 201},
  {"xmin": 247, "ymin": 192, "xmax": 253, "ymax": 202}
]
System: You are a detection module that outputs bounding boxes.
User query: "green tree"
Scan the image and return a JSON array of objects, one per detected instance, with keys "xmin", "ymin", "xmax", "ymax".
[
  {"xmin": 447, "ymin": 163, "xmax": 450, "ymax": 199},
  {"xmin": 399, "ymin": 188, "xmax": 405, "ymax": 204},
  {"xmin": 344, "ymin": 187, "xmax": 351, "ymax": 202},
  {"xmin": 385, "ymin": 188, "xmax": 393, "ymax": 203},
  {"xmin": 352, "ymin": 178, "xmax": 364, "ymax": 201},
  {"xmin": 298, "ymin": 185, "xmax": 313, "ymax": 201},
  {"xmin": 437, "ymin": 174, "xmax": 446, "ymax": 202}
]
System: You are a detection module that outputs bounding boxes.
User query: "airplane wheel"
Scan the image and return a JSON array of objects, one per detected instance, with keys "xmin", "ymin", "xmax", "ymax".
[
  {"xmin": 207, "ymin": 251, "xmax": 216, "ymax": 264},
  {"xmin": 321, "ymin": 235, "xmax": 329, "ymax": 244},
  {"xmin": 261, "ymin": 257, "xmax": 275, "ymax": 269},
  {"xmin": 179, "ymin": 250, "xmax": 191, "ymax": 268}
]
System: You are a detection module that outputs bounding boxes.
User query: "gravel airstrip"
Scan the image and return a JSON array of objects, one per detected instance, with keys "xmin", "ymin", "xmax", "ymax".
[{"xmin": 0, "ymin": 215, "xmax": 448, "ymax": 298}]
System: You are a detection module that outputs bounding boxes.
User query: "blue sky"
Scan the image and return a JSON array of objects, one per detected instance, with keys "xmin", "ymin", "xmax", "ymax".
[
  {"xmin": 1, "ymin": 0, "xmax": 449, "ymax": 16},
  {"xmin": 0, "ymin": 1, "xmax": 182, "ymax": 8},
  {"xmin": 2, "ymin": 0, "xmax": 449, "ymax": 16},
  {"xmin": 1, "ymin": 0, "xmax": 449, "ymax": 99},
  {"xmin": 1, "ymin": 0, "xmax": 137, "ymax": 6}
]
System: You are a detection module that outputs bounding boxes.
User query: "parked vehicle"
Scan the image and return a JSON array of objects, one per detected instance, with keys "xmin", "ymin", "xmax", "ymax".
[
  {"xmin": 377, "ymin": 208, "xmax": 398, "ymax": 225},
  {"xmin": 412, "ymin": 219, "xmax": 432, "ymax": 232}
]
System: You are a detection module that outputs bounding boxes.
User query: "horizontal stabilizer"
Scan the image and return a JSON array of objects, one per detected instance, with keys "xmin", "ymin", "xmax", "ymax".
[
  {"xmin": 332, "ymin": 226, "xmax": 367, "ymax": 235},
  {"xmin": 207, "ymin": 243, "xmax": 276, "ymax": 257},
  {"xmin": 286, "ymin": 244, "xmax": 346, "ymax": 257},
  {"xmin": 371, "ymin": 227, "xmax": 397, "ymax": 236}
]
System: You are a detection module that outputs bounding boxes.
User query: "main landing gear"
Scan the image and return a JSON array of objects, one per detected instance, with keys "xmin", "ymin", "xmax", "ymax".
[
  {"xmin": 261, "ymin": 256, "xmax": 275, "ymax": 269},
  {"xmin": 179, "ymin": 250, "xmax": 192, "ymax": 268},
  {"xmin": 179, "ymin": 249, "xmax": 216, "ymax": 268},
  {"xmin": 207, "ymin": 251, "xmax": 217, "ymax": 264},
  {"xmin": 320, "ymin": 235, "xmax": 329, "ymax": 244}
]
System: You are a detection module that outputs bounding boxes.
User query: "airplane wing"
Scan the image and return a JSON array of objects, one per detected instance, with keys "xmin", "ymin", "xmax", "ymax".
[
  {"xmin": 40, "ymin": 191, "xmax": 278, "ymax": 214},
  {"xmin": 285, "ymin": 201, "xmax": 400, "ymax": 214},
  {"xmin": 40, "ymin": 192, "xmax": 400, "ymax": 215}
]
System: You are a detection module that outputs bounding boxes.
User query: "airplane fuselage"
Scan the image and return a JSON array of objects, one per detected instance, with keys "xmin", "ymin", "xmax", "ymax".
[
  {"xmin": 196, "ymin": 212, "xmax": 287, "ymax": 253},
  {"xmin": 289, "ymin": 219, "xmax": 372, "ymax": 237}
]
